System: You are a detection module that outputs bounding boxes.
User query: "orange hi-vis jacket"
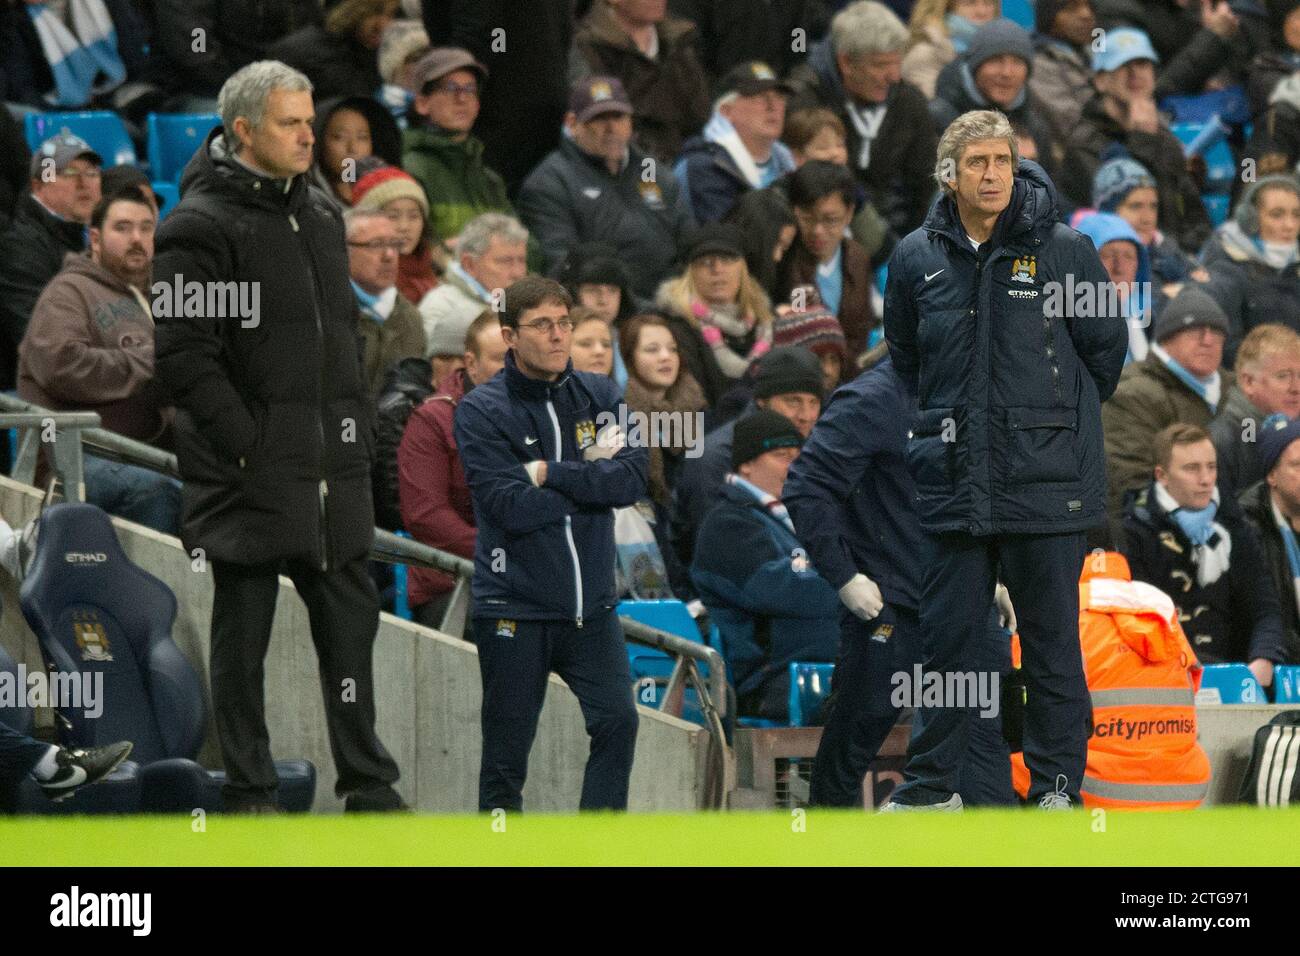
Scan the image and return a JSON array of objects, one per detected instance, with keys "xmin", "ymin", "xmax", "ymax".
[{"xmin": 1011, "ymin": 551, "xmax": 1212, "ymax": 809}]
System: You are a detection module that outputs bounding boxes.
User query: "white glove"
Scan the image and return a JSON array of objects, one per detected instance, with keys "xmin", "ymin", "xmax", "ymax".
[
  {"xmin": 995, "ymin": 582, "xmax": 1017, "ymax": 633},
  {"xmin": 583, "ymin": 424, "xmax": 626, "ymax": 462},
  {"xmin": 523, "ymin": 460, "xmax": 546, "ymax": 487},
  {"xmin": 839, "ymin": 573, "xmax": 884, "ymax": 621}
]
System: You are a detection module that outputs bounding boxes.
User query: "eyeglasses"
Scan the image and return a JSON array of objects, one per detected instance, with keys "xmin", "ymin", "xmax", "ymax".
[
  {"xmin": 429, "ymin": 80, "xmax": 479, "ymax": 99},
  {"xmin": 347, "ymin": 239, "xmax": 405, "ymax": 251},
  {"xmin": 58, "ymin": 167, "xmax": 101, "ymax": 181},
  {"xmin": 518, "ymin": 318, "xmax": 575, "ymax": 335},
  {"xmin": 794, "ymin": 209, "xmax": 850, "ymax": 231}
]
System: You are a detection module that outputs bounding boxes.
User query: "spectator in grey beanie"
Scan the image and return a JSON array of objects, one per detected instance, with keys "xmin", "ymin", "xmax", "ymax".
[{"xmin": 1092, "ymin": 156, "xmax": 1209, "ymax": 288}]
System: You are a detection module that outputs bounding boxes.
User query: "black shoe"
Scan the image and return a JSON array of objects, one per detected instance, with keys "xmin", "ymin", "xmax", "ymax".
[
  {"xmin": 344, "ymin": 785, "xmax": 409, "ymax": 813},
  {"xmin": 225, "ymin": 799, "xmax": 281, "ymax": 815},
  {"xmin": 38, "ymin": 741, "xmax": 132, "ymax": 801}
]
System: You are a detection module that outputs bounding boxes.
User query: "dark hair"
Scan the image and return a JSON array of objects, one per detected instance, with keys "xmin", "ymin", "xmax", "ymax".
[
  {"xmin": 618, "ymin": 312, "xmax": 677, "ymax": 379},
  {"xmin": 90, "ymin": 185, "xmax": 153, "ymax": 231},
  {"xmin": 1153, "ymin": 423, "xmax": 1212, "ymax": 470},
  {"xmin": 100, "ymin": 164, "xmax": 153, "ymax": 204},
  {"xmin": 724, "ymin": 188, "xmax": 796, "ymax": 296},
  {"xmin": 464, "ymin": 308, "xmax": 501, "ymax": 357},
  {"xmin": 787, "ymin": 160, "xmax": 858, "ymax": 211},
  {"xmin": 500, "ymin": 276, "xmax": 572, "ymax": 329}
]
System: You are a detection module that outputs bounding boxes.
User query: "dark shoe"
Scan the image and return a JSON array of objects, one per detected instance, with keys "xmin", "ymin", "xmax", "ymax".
[
  {"xmin": 344, "ymin": 785, "xmax": 409, "ymax": 813},
  {"xmin": 39, "ymin": 741, "xmax": 133, "ymax": 801}
]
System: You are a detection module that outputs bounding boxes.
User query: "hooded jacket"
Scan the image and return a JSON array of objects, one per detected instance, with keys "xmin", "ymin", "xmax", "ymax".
[
  {"xmin": 453, "ymin": 350, "xmax": 648, "ymax": 624},
  {"xmin": 691, "ymin": 478, "xmax": 842, "ymax": 704},
  {"xmin": 674, "ymin": 112, "xmax": 796, "ymax": 224},
  {"xmin": 0, "ymin": 193, "xmax": 88, "ymax": 389},
  {"xmin": 570, "ymin": 2, "xmax": 711, "ymax": 164},
  {"xmin": 153, "ymin": 129, "xmax": 375, "ymax": 568},
  {"xmin": 401, "ymin": 124, "xmax": 514, "ymax": 249},
  {"xmin": 884, "ymin": 160, "xmax": 1128, "ymax": 535},
  {"xmin": 18, "ymin": 252, "xmax": 167, "ymax": 445},
  {"xmin": 1202, "ymin": 179, "xmax": 1300, "ymax": 348},
  {"xmin": 519, "ymin": 132, "xmax": 694, "ymax": 302},
  {"xmin": 786, "ymin": 38, "xmax": 939, "ymax": 236},
  {"xmin": 1121, "ymin": 480, "xmax": 1285, "ymax": 665},
  {"xmin": 308, "ymin": 96, "xmax": 403, "ymax": 212},
  {"xmin": 1073, "ymin": 211, "xmax": 1154, "ymax": 362}
]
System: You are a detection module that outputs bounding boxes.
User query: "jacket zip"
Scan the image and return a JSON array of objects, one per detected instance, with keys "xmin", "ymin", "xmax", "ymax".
[
  {"xmin": 291, "ymin": 208, "xmax": 331, "ymax": 572},
  {"xmin": 545, "ymin": 396, "xmax": 584, "ymax": 629}
]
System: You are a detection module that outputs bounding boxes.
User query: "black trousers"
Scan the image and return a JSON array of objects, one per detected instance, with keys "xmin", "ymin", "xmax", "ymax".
[
  {"xmin": 892, "ymin": 531, "xmax": 1090, "ymax": 806},
  {"xmin": 210, "ymin": 556, "xmax": 401, "ymax": 803},
  {"xmin": 809, "ymin": 605, "xmax": 1015, "ymax": 807},
  {"xmin": 473, "ymin": 608, "xmax": 639, "ymax": 812},
  {"xmin": 0, "ymin": 721, "xmax": 48, "ymax": 786}
]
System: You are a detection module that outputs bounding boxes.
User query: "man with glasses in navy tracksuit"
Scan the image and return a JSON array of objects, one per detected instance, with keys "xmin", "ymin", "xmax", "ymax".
[{"xmin": 455, "ymin": 276, "xmax": 649, "ymax": 812}]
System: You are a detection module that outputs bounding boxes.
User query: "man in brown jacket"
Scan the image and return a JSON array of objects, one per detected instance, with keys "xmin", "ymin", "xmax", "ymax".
[
  {"xmin": 17, "ymin": 186, "xmax": 180, "ymax": 534},
  {"xmin": 570, "ymin": 0, "xmax": 711, "ymax": 164},
  {"xmin": 1102, "ymin": 285, "xmax": 1235, "ymax": 517},
  {"xmin": 344, "ymin": 208, "xmax": 426, "ymax": 397}
]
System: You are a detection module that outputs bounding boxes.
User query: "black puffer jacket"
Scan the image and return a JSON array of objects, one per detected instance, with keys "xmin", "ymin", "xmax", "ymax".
[
  {"xmin": 883, "ymin": 161, "xmax": 1128, "ymax": 536},
  {"xmin": 373, "ymin": 357, "xmax": 434, "ymax": 532},
  {"xmin": 153, "ymin": 128, "xmax": 375, "ymax": 568},
  {"xmin": 1239, "ymin": 478, "xmax": 1300, "ymax": 664},
  {"xmin": 0, "ymin": 193, "xmax": 87, "ymax": 390}
]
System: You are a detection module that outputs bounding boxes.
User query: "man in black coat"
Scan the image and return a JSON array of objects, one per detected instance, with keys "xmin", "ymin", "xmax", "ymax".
[
  {"xmin": 883, "ymin": 110, "xmax": 1128, "ymax": 810},
  {"xmin": 1122, "ymin": 423, "xmax": 1285, "ymax": 682},
  {"xmin": 153, "ymin": 61, "xmax": 403, "ymax": 813},
  {"xmin": 1239, "ymin": 414, "xmax": 1300, "ymax": 666},
  {"xmin": 785, "ymin": 1, "xmax": 938, "ymax": 237},
  {"xmin": 0, "ymin": 132, "xmax": 102, "ymax": 392}
]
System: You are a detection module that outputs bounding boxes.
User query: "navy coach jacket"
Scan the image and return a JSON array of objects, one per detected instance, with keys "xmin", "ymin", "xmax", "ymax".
[
  {"xmin": 883, "ymin": 160, "xmax": 1128, "ymax": 536},
  {"xmin": 783, "ymin": 355, "xmax": 925, "ymax": 611},
  {"xmin": 454, "ymin": 350, "xmax": 648, "ymax": 625}
]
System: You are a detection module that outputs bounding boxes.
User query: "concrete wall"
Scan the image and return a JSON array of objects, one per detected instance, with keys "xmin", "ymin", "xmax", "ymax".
[{"xmin": 0, "ymin": 477, "xmax": 708, "ymax": 813}]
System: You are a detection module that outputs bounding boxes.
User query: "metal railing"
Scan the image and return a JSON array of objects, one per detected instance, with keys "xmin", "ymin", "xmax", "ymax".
[{"xmin": 0, "ymin": 394, "xmax": 731, "ymax": 806}]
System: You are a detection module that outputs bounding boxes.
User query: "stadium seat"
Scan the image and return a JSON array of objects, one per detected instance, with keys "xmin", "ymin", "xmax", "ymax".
[
  {"xmin": 1001, "ymin": 0, "xmax": 1034, "ymax": 30},
  {"xmin": 24, "ymin": 111, "xmax": 137, "ymax": 168},
  {"xmin": 18, "ymin": 502, "xmax": 315, "ymax": 812},
  {"xmin": 1274, "ymin": 665, "xmax": 1300, "ymax": 704},
  {"xmin": 151, "ymin": 181, "xmax": 179, "ymax": 219},
  {"xmin": 0, "ymin": 605, "xmax": 143, "ymax": 814},
  {"xmin": 1202, "ymin": 193, "xmax": 1230, "ymax": 228},
  {"xmin": 1195, "ymin": 663, "xmax": 1265, "ymax": 704},
  {"xmin": 787, "ymin": 662, "xmax": 835, "ymax": 727},
  {"xmin": 392, "ymin": 530, "xmax": 413, "ymax": 621},
  {"xmin": 1160, "ymin": 86, "xmax": 1250, "ymax": 127},
  {"xmin": 146, "ymin": 113, "xmax": 220, "ymax": 183},
  {"xmin": 1170, "ymin": 121, "xmax": 1236, "ymax": 192}
]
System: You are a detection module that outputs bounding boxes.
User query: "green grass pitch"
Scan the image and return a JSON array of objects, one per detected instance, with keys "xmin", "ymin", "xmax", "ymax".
[{"xmin": 2, "ymin": 806, "xmax": 1298, "ymax": 866}]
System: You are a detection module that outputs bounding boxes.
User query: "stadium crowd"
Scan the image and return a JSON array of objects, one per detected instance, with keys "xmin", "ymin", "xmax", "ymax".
[{"xmin": 2, "ymin": 0, "xmax": 1300, "ymax": 812}]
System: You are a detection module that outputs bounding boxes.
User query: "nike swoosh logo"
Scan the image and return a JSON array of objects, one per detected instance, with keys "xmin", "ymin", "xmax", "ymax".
[
  {"xmin": 525, "ymin": 436, "xmax": 539, "ymax": 445},
  {"xmin": 924, "ymin": 270, "xmax": 944, "ymax": 282},
  {"xmin": 43, "ymin": 766, "xmax": 87, "ymax": 790}
]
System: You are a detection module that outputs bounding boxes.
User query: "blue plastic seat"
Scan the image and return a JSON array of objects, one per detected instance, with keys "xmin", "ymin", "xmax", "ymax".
[
  {"xmin": 150, "ymin": 181, "xmax": 179, "ymax": 219},
  {"xmin": 1273, "ymin": 665, "xmax": 1300, "ymax": 704},
  {"xmin": 19, "ymin": 503, "xmax": 315, "ymax": 812},
  {"xmin": 1197, "ymin": 663, "xmax": 1265, "ymax": 704},
  {"xmin": 1001, "ymin": 0, "xmax": 1034, "ymax": 30},
  {"xmin": 25, "ymin": 111, "xmax": 137, "ymax": 167},
  {"xmin": 787, "ymin": 661, "xmax": 835, "ymax": 727},
  {"xmin": 1169, "ymin": 121, "xmax": 1236, "ymax": 191},
  {"xmin": 146, "ymin": 113, "xmax": 220, "ymax": 183},
  {"xmin": 1202, "ymin": 193, "xmax": 1230, "ymax": 228}
]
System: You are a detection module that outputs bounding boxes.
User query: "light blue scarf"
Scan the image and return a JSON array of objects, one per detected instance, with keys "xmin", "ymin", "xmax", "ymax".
[
  {"xmin": 727, "ymin": 473, "xmax": 795, "ymax": 533},
  {"xmin": 946, "ymin": 13, "xmax": 980, "ymax": 54},
  {"xmin": 1152, "ymin": 343, "xmax": 1221, "ymax": 413}
]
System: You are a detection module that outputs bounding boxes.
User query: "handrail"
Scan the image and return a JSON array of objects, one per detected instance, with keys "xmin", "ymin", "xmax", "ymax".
[{"xmin": 0, "ymin": 393, "xmax": 731, "ymax": 806}]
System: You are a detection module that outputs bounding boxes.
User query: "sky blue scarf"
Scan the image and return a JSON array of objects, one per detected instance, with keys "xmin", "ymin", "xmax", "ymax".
[
  {"xmin": 727, "ymin": 473, "xmax": 795, "ymax": 533},
  {"xmin": 946, "ymin": 14, "xmax": 979, "ymax": 54}
]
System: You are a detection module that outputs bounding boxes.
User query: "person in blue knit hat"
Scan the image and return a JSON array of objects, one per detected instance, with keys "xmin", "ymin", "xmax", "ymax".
[{"xmin": 1239, "ymin": 411, "xmax": 1300, "ymax": 664}]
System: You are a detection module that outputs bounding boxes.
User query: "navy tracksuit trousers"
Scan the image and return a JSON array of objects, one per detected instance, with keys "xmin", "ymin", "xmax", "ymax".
[
  {"xmin": 809, "ymin": 605, "xmax": 1015, "ymax": 807},
  {"xmin": 473, "ymin": 607, "xmax": 639, "ymax": 812},
  {"xmin": 892, "ymin": 531, "xmax": 1090, "ymax": 806},
  {"xmin": 0, "ymin": 721, "xmax": 49, "ymax": 791}
]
